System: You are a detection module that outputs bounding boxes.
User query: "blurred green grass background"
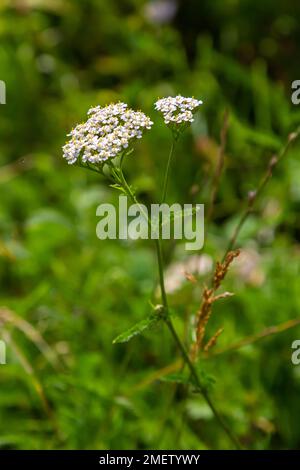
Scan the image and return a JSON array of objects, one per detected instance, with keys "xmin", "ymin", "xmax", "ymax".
[{"xmin": 1, "ymin": 0, "xmax": 300, "ymax": 450}]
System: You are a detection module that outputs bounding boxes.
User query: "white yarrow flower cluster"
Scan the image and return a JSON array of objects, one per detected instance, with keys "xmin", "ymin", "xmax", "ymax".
[
  {"xmin": 63, "ymin": 102, "xmax": 153, "ymax": 165},
  {"xmin": 155, "ymin": 95, "xmax": 202, "ymax": 125}
]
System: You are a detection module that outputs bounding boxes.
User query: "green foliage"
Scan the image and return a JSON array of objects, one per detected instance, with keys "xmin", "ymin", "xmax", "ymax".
[
  {"xmin": 161, "ymin": 369, "xmax": 215, "ymax": 392},
  {"xmin": 113, "ymin": 311, "xmax": 162, "ymax": 344},
  {"xmin": 1, "ymin": 0, "xmax": 300, "ymax": 451}
]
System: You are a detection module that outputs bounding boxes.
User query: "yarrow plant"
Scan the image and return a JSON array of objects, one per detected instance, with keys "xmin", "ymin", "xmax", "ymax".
[
  {"xmin": 63, "ymin": 102, "xmax": 153, "ymax": 165},
  {"xmin": 154, "ymin": 95, "xmax": 203, "ymax": 202},
  {"xmin": 155, "ymin": 95, "xmax": 202, "ymax": 132},
  {"xmin": 62, "ymin": 95, "xmax": 242, "ymax": 449},
  {"xmin": 63, "ymin": 95, "xmax": 298, "ymax": 449}
]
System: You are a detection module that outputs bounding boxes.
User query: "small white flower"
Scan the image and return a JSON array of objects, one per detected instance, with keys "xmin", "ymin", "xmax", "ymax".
[
  {"xmin": 63, "ymin": 102, "xmax": 153, "ymax": 165},
  {"xmin": 155, "ymin": 95, "xmax": 202, "ymax": 126}
]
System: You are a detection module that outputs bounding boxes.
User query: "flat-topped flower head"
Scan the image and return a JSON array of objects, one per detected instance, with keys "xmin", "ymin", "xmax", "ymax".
[
  {"xmin": 63, "ymin": 102, "xmax": 153, "ymax": 165},
  {"xmin": 155, "ymin": 95, "xmax": 202, "ymax": 127}
]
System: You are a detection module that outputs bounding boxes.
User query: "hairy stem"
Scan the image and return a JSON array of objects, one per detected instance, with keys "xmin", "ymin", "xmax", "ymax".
[
  {"xmin": 116, "ymin": 159, "xmax": 241, "ymax": 449},
  {"xmin": 155, "ymin": 236, "xmax": 241, "ymax": 449},
  {"xmin": 161, "ymin": 138, "xmax": 177, "ymax": 204}
]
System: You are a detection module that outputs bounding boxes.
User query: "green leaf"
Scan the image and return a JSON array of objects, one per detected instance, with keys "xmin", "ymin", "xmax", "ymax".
[
  {"xmin": 161, "ymin": 372, "xmax": 195, "ymax": 386},
  {"xmin": 109, "ymin": 183, "xmax": 127, "ymax": 195},
  {"xmin": 113, "ymin": 313, "xmax": 161, "ymax": 344},
  {"xmin": 162, "ymin": 368, "xmax": 216, "ymax": 392},
  {"xmin": 195, "ymin": 367, "xmax": 217, "ymax": 392}
]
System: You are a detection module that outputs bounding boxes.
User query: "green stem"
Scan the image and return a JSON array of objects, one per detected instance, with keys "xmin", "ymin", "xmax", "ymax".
[
  {"xmin": 117, "ymin": 166, "xmax": 151, "ymax": 229},
  {"xmin": 161, "ymin": 138, "xmax": 176, "ymax": 204},
  {"xmin": 116, "ymin": 161, "xmax": 241, "ymax": 449},
  {"xmin": 154, "ymin": 238, "xmax": 168, "ymax": 308},
  {"xmin": 154, "ymin": 236, "xmax": 241, "ymax": 449}
]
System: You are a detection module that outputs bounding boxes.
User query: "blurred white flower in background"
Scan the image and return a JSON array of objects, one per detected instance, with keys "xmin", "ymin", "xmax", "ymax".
[
  {"xmin": 233, "ymin": 248, "xmax": 265, "ymax": 287},
  {"xmin": 164, "ymin": 254, "xmax": 213, "ymax": 294},
  {"xmin": 144, "ymin": 0, "xmax": 178, "ymax": 25}
]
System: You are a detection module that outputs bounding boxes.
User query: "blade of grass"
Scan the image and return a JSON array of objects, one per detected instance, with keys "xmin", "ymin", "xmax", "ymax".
[{"xmin": 0, "ymin": 307, "xmax": 60, "ymax": 370}]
